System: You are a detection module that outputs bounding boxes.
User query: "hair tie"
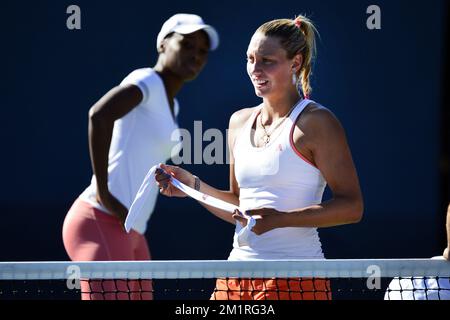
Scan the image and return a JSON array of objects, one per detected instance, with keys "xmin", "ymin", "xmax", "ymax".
[{"xmin": 294, "ymin": 18, "xmax": 302, "ymax": 29}]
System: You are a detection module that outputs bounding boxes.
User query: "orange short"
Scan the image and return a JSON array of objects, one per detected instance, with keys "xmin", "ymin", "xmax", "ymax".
[{"xmin": 211, "ymin": 278, "xmax": 332, "ymax": 300}]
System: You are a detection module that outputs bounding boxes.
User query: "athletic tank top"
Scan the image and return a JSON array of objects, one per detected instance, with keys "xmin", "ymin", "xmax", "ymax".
[{"xmin": 229, "ymin": 99, "xmax": 327, "ymax": 260}]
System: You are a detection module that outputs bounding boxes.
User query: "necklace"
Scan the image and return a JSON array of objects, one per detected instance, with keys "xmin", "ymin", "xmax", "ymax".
[{"xmin": 259, "ymin": 102, "xmax": 298, "ymax": 145}]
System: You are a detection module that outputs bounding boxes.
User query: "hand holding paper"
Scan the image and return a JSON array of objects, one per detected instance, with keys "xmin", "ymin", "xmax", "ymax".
[{"xmin": 125, "ymin": 164, "xmax": 257, "ymax": 246}]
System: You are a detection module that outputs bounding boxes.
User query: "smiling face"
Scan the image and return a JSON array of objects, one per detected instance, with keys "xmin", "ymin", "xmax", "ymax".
[
  {"xmin": 246, "ymin": 32, "xmax": 300, "ymax": 100},
  {"xmin": 161, "ymin": 30, "xmax": 210, "ymax": 81}
]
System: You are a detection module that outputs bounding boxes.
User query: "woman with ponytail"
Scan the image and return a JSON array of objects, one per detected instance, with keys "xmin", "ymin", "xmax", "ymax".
[{"xmin": 155, "ymin": 15, "xmax": 363, "ymax": 300}]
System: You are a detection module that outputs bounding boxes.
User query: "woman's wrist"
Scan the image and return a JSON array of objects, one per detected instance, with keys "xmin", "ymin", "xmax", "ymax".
[
  {"xmin": 192, "ymin": 175, "xmax": 201, "ymax": 191},
  {"xmin": 274, "ymin": 211, "xmax": 288, "ymax": 228}
]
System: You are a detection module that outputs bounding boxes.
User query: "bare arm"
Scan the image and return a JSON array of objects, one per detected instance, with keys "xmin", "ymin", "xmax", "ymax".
[
  {"xmin": 191, "ymin": 169, "xmax": 239, "ymax": 225},
  {"xmin": 191, "ymin": 109, "xmax": 251, "ymax": 224},
  {"xmin": 157, "ymin": 108, "xmax": 255, "ymax": 224},
  {"xmin": 282, "ymin": 108, "xmax": 363, "ymax": 227},
  {"xmin": 88, "ymin": 84, "xmax": 143, "ymax": 222}
]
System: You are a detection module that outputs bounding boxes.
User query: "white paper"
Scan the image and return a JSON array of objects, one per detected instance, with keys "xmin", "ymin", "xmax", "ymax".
[
  {"xmin": 124, "ymin": 165, "xmax": 159, "ymax": 233},
  {"xmin": 125, "ymin": 165, "xmax": 256, "ymax": 246}
]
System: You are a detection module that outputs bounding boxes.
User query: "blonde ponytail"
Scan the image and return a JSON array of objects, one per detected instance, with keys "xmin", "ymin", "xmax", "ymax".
[{"xmin": 257, "ymin": 15, "xmax": 319, "ymax": 98}]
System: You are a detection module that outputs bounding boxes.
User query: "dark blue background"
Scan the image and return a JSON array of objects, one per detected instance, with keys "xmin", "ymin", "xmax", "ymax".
[{"xmin": 0, "ymin": 0, "xmax": 447, "ymax": 262}]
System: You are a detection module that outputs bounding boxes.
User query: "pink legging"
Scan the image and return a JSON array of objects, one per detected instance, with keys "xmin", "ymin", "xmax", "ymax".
[{"xmin": 62, "ymin": 198, "xmax": 153, "ymax": 300}]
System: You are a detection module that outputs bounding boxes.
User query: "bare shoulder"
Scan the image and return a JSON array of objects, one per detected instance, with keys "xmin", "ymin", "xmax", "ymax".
[
  {"xmin": 228, "ymin": 106, "xmax": 259, "ymax": 130},
  {"xmin": 298, "ymin": 102, "xmax": 345, "ymax": 137},
  {"xmin": 227, "ymin": 106, "xmax": 259, "ymax": 152}
]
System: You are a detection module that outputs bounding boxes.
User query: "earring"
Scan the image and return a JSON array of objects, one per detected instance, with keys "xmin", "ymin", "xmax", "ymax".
[{"xmin": 292, "ymin": 73, "xmax": 297, "ymax": 86}]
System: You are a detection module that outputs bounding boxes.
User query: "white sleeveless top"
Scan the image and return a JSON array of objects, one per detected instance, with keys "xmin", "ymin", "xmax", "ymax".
[
  {"xmin": 79, "ymin": 68, "xmax": 181, "ymax": 234},
  {"xmin": 228, "ymin": 99, "xmax": 327, "ymax": 260}
]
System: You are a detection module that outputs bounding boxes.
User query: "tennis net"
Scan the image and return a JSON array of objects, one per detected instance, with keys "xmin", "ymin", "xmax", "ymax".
[{"xmin": 0, "ymin": 259, "xmax": 449, "ymax": 300}]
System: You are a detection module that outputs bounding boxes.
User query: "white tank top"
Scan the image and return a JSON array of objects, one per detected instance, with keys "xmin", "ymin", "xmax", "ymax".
[{"xmin": 229, "ymin": 99, "xmax": 327, "ymax": 260}]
